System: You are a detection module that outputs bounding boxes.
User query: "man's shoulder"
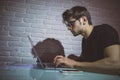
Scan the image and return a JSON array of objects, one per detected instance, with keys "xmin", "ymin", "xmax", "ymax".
[
  {"xmin": 95, "ymin": 24, "xmax": 113, "ymax": 29},
  {"xmin": 94, "ymin": 24, "xmax": 117, "ymax": 34}
]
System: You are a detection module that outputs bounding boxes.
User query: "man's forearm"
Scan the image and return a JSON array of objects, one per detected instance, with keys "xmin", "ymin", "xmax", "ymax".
[{"xmin": 74, "ymin": 58, "xmax": 120, "ymax": 75}]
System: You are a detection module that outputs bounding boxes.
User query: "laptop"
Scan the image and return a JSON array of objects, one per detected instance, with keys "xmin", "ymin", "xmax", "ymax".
[{"xmin": 28, "ymin": 35, "xmax": 79, "ymax": 71}]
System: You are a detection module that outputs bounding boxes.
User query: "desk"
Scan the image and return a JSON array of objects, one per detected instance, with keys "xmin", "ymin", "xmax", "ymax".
[{"xmin": 0, "ymin": 64, "xmax": 120, "ymax": 80}]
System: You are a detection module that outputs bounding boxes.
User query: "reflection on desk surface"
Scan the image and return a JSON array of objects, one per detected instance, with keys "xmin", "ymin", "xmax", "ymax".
[{"xmin": 0, "ymin": 64, "xmax": 120, "ymax": 80}]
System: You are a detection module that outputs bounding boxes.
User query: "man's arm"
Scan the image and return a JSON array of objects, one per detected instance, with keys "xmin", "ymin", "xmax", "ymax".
[
  {"xmin": 54, "ymin": 44, "xmax": 120, "ymax": 74},
  {"xmin": 74, "ymin": 44, "xmax": 120, "ymax": 74}
]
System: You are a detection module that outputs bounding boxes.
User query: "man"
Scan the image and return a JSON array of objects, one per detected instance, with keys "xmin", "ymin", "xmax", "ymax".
[{"xmin": 54, "ymin": 6, "xmax": 120, "ymax": 74}]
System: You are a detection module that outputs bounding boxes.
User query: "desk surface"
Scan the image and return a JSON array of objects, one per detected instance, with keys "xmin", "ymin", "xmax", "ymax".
[{"xmin": 0, "ymin": 64, "xmax": 120, "ymax": 80}]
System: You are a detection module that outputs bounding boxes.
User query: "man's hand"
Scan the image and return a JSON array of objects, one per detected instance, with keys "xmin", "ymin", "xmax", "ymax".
[{"xmin": 53, "ymin": 55, "xmax": 77, "ymax": 68}]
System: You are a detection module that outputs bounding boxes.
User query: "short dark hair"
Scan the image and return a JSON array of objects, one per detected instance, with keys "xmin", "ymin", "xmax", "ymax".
[
  {"xmin": 31, "ymin": 38, "xmax": 65, "ymax": 63},
  {"xmin": 62, "ymin": 6, "xmax": 92, "ymax": 25}
]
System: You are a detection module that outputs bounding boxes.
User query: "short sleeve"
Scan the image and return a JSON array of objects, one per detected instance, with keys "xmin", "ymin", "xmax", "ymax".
[{"xmin": 101, "ymin": 24, "xmax": 120, "ymax": 48}]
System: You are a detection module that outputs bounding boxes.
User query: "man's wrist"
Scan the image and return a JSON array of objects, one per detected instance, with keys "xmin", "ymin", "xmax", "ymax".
[{"xmin": 73, "ymin": 61, "xmax": 79, "ymax": 68}]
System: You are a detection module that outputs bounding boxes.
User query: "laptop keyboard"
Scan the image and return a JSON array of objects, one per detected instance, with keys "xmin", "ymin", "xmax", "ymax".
[
  {"xmin": 36, "ymin": 63, "xmax": 68, "ymax": 68},
  {"xmin": 44, "ymin": 63, "xmax": 55, "ymax": 68}
]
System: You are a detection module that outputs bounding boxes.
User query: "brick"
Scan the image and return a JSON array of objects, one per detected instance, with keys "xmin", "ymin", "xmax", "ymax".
[
  {"xmin": 0, "ymin": 16, "xmax": 22, "ymax": 22},
  {"xmin": 0, "ymin": 25, "xmax": 4, "ymax": 31},
  {"xmin": 43, "ymin": 19, "xmax": 62, "ymax": 25},
  {"xmin": 45, "ymin": 1, "xmax": 63, "ymax": 7},
  {"xmin": 64, "ymin": 49, "xmax": 74, "ymax": 56},
  {"xmin": 49, "ymin": 7, "xmax": 65, "ymax": 12},
  {"xmin": 47, "ymin": 10, "xmax": 62, "ymax": 16},
  {"xmin": 31, "ymin": 33, "xmax": 45, "ymax": 37},
  {"xmin": 48, "ymin": 30, "xmax": 66, "ymax": 35},
  {"xmin": 0, "ymin": 6, "xmax": 5, "ymax": 11},
  {"xmin": 0, "ymin": 36, "xmax": 20, "ymax": 41},
  {"xmin": 21, "ymin": 57, "xmax": 36, "ymax": 64},
  {"xmin": 6, "ymin": 6, "xmax": 26, "ymax": 13},
  {"xmin": 62, "ymin": 3, "xmax": 74, "ymax": 8},
  {"xmin": 45, "ymin": 34, "xmax": 70, "ymax": 40},
  {"xmin": 72, "ymin": 45, "xmax": 81, "ymax": 50},
  {"xmin": 9, "ymin": 31, "xmax": 29, "ymax": 37},
  {"xmin": 25, "ymin": 27, "xmax": 45, "ymax": 34},
  {"xmin": 31, "ymin": 24, "xmax": 52, "ymax": 29},
  {"xmin": 0, "ymin": 41, "xmax": 8, "ymax": 46},
  {"xmin": 0, "ymin": 31, "xmax": 9, "ymax": 36},
  {"xmin": 15, "ymin": 13, "xmax": 35, "ymax": 19},
  {"xmin": 0, "ymin": 51, "xmax": 10, "ymax": 56},
  {"xmin": 25, "ymin": 37, "xmax": 42, "ymax": 44},
  {"xmin": 57, "ymin": 0, "xmax": 72, "ymax": 3},
  {"xmin": 0, "ymin": 11, "xmax": 15, "ymax": 17},
  {"xmin": 20, "ymin": 47, "xmax": 31, "ymax": 53},
  {"xmin": 9, "ymin": 22, "xmax": 30, "ymax": 27},
  {"xmin": 23, "ymin": 18, "xmax": 43, "ymax": 23},
  {"xmin": 0, "ymin": 1, "xmax": 7, "ymax": 7},
  {"xmin": 0, "ymin": 21, "xmax": 8, "ymax": 25},
  {"xmin": 36, "ymin": 14, "xmax": 57, "ymax": 20},
  {"xmin": 7, "ymin": 2, "xmax": 28, "ymax": 8},
  {"xmin": 62, "ymin": 40, "xmax": 73, "ymax": 45},
  {"xmin": 4, "ymin": 26, "xmax": 25, "ymax": 32},
  {"xmin": 26, "ymin": 0, "xmax": 45, "ymax": 5},
  {"xmin": 29, "ymin": 4, "xmax": 47, "ymax": 10},
  {"xmin": 26, "ymin": 8, "xmax": 48, "ymax": 15},
  {"xmin": 10, "ymin": 50, "xmax": 32, "ymax": 57},
  {"xmin": 63, "ymin": 44, "xmax": 72, "ymax": 49},
  {"xmin": 51, "ymin": 25, "xmax": 67, "ymax": 31},
  {"xmin": 71, "ymin": 0, "xmax": 83, "ymax": 5},
  {"xmin": 21, "ymin": 37, "xmax": 29, "ymax": 42},
  {"xmin": 0, "ymin": 56, "xmax": 21, "ymax": 63},
  {"xmin": 0, "ymin": 46, "xmax": 19, "ymax": 51},
  {"xmin": 6, "ymin": 0, "xmax": 25, "ymax": 3},
  {"xmin": 8, "ymin": 41, "xmax": 30, "ymax": 47},
  {"xmin": 71, "ymin": 35, "xmax": 83, "ymax": 41}
]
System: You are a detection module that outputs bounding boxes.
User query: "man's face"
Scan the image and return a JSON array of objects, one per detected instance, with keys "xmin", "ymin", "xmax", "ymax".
[{"xmin": 65, "ymin": 17, "xmax": 83, "ymax": 36}]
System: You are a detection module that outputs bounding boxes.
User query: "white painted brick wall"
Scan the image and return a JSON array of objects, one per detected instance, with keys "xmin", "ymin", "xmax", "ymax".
[{"xmin": 0, "ymin": 0, "xmax": 120, "ymax": 64}]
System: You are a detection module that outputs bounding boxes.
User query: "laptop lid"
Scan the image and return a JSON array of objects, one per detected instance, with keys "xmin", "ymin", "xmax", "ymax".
[{"xmin": 27, "ymin": 35, "xmax": 45, "ymax": 69}]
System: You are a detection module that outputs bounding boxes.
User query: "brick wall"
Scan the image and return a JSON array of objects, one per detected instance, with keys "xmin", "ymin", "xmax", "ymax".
[{"xmin": 0, "ymin": 0, "xmax": 120, "ymax": 64}]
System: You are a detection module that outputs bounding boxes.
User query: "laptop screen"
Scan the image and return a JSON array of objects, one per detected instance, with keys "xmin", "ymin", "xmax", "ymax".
[{"xmin": 27, "ymin": 35, "xmax": 45, "ymax": 69}]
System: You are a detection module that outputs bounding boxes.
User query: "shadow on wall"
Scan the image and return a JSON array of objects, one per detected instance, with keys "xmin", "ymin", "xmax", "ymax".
[{"xmin": 31, "ymin": 38, "xmax": 65, "ymax": 63}]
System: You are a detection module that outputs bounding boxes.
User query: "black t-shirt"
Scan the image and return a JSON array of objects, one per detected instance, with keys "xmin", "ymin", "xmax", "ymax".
[{"xmin": 79, "ymin": 24, "xmax": 120, "ymax": 62}]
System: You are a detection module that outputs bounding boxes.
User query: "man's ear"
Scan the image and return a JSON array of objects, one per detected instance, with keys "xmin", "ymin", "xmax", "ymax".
[{"xmin": 80, "ymin": 16, "xmax": 88, "ymax": 25}]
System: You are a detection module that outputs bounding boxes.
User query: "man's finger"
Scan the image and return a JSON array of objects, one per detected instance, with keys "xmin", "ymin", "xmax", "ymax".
[
  {"xmin": 55, "ymin": 58, "xmax": 63, "ymax": 67},
  {"xmin": 53, "ymin": 55, "xmax": 63, "ymax": 63}
]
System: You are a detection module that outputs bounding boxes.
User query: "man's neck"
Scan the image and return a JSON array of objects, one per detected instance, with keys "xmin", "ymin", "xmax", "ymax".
[{"xmin": 82, "ymin": 25, "xmax": 94, "ymax": 39}]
